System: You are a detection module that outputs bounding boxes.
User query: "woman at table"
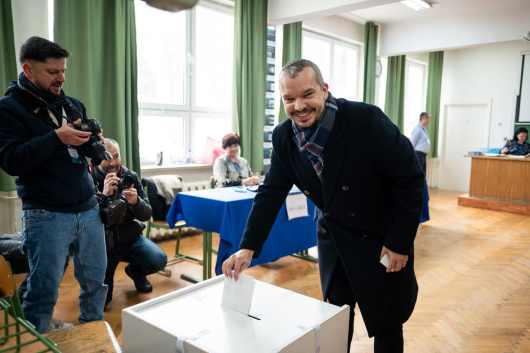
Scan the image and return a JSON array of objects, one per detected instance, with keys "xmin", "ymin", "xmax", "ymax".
[
  {"xmin": 213, "ymin": 133, "xmax": 261, "ymax": 188},
  {"xmin": 500, "ymin": 127, "xmax": 530, "ymax": 156}
]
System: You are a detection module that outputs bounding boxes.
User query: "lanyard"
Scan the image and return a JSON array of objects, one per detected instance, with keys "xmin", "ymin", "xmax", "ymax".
[{"xmin": 231, "ymin": 160, "xmax": 242, "ymax": 177}]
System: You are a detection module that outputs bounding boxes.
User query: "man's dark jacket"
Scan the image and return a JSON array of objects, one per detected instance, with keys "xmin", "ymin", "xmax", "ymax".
[
  {"xmin": 240, "ymin": 98, "xmax": 424, "ymax": 337},
  {"xmin": 0, "ymin": 81, "xmax": 96, "ymax": 212},
  {"xmin": 91, "ymin": 164, "xmax": 152, "ymax": 251}
]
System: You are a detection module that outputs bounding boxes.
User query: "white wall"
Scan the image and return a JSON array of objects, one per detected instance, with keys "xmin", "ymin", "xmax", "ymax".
[
  {"xmin": 440, "ymin": 40, "xmax": 530, "ymax": 149},
  {"xmin": 303, "ymin": 15, "xmax": 364, "ymax": 44},
  {"xmin": 11, "ymin": 0, "xmax": 50, "ymax": 72}
]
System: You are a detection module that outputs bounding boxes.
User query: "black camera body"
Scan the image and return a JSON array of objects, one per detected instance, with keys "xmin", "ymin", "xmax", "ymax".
[
  {"xmin": 117, "ymin": 175, "xmax": 134, "ymax": 194},
  {"xmin": 73, "ymin": 119, "xmax": 112, "ymax": 166},
  {"xmin": 96, "ymin": 192, "xmax": 127, "ymax": 227}
]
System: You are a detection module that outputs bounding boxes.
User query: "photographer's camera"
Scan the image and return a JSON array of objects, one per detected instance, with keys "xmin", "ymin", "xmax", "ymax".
[{"xmin": 73, "ymin": 119, "xmax": 112, "ymax": 166}]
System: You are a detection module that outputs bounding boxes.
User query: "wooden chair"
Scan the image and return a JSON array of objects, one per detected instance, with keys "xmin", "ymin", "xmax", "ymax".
[
  {"xmin": 43, "ymin": 321, "xmax": 122, "ymax": 353},
  {"xmin": 0, "ymin": 255, "xmax": 60, "ymax": 352},
  {"xmin": 0, "ymin": 255, "xmax": 23, "ymax": 319}
]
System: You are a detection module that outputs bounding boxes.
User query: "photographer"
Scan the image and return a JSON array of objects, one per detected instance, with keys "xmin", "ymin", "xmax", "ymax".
[
  {"xmin": 90, "ymin": 138, "xmax": 167, "ymax": 306},
  {"xmin": 0, "ymin": 37, "xmax": 107, "ymax": 333}
]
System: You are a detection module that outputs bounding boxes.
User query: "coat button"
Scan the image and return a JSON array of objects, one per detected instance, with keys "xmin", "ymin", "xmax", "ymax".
[
  {"xmin": 341, "ymin": 186, "xmax": 349, "ymax": 191},
  {"xmin": 303, "ymin": 190, "xmax": 310, "ymax": 195},
  {"xmin": 348, "ymin": 212, "xmax": 355, "ymax": 217},
  {"xmin": 361, "ymin": 234, "xmax": 367, "ymax": 240},
  {"xmin": 322, "ymin": 228, "xmax": 327, "ymax": 234},
  {"xmin": 323, "ymin": 212, "xmax": 329, "ymax": 217}
]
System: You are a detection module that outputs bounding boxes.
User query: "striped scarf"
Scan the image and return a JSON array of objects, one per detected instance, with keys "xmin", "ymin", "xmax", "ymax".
[{"xmin": 292, "ymin": 93, "xmax": 337, "ymax": 181}]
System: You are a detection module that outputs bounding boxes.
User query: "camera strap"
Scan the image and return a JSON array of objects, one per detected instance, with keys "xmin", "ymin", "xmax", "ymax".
[
  {"xmin": 8, "ymin": 89, "xmax": 60, "ymax": 129},
  {"xmin": 8, "ymin": 89, "xmax": 82, "ymax": 128}
]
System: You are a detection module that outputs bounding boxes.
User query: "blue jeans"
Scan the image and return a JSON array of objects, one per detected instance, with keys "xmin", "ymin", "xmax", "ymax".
[
  {"xmin": 21, "ymin": 205, "xmax": 108, "ymax": 333},
  {"xmin": 104, "ymin": 235, "xmax": 167, "ymax": 305}
]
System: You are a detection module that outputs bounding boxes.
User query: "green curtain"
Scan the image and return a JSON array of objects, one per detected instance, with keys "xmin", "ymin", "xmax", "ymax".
[
  {"xmin": 384, "ymin": 55, "xmax": 406, "ymax": 130},
  {"xmin": 425, "ymin": 51, "xmax": 444, "ymax": 158},
  {"xmin": 233, "ymin": 0, "xmax": 268, "ymax": 172},
  {"xmin": 363, "ymin": 22, "xmax": 378, "ymax": 104},
  {"xmin": 278, "ymin": 21, "xmax": 302, "ymax": 123},
  {"xmin": 0, "ymin": 0, "xmax": 17, "ymax": 192},
  {"xmin": 54, "ymin": 0, "xmax": 140, "ymax": 173}
]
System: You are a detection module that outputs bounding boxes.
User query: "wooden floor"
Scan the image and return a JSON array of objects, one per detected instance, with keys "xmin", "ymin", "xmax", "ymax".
[{"xmin": 14, "ymin": 189, "xmax": 530, "ymax": 352}]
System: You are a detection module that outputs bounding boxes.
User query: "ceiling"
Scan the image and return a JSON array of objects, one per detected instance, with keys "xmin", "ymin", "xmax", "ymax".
[{"xmin": 342, "ymin": 0, "xmax": 529, "ymax": 25}]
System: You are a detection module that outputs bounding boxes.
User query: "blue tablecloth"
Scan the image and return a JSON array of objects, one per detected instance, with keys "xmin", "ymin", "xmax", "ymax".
[{"xmin": 166, "ymin": 187, "xmax": 317, "ymax": 275}]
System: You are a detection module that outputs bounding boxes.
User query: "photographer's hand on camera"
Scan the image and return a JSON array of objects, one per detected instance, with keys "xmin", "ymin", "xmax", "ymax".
[
  {"xmin": 122, "ymin": 185, "xmax": 138, "ymax": 205},
  {"xmin": 55, "ymin": 119, "xmax": 92, "ymax": 146},
  {"xmin": 103, "ymin": 173, "xmax": 120, "ymax": 197}
]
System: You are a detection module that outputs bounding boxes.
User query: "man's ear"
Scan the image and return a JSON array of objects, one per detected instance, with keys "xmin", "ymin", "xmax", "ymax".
[{"xmin": 22, "ymin": 62, "xmax": 33, "ymax": 79}]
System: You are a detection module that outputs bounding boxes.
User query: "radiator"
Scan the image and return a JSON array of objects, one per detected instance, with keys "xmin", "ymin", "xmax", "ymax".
[
  {"xmin": 182, "ymin": 180, "xmax": 211, "ymax": 191},
  {"xmin": 426, "ymin": 158, "xmax": 439, "ymax": 189},
  {"xmin": 0, "ymin": 194, "xmax": 22, "ymax": 235}
]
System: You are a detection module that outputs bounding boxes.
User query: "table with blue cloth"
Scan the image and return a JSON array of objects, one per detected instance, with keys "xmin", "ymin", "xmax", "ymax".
[{"xmin": 166, "ymin": 186, "xmax": 317, "ymax": 280}]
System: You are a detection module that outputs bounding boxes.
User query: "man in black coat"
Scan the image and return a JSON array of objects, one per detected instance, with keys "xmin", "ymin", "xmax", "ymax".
[
  {"xmin": 222, "ymin": 59, "xmax": 424, "ymax": 352},
  {"xmin": 91, "ymin": 138, "xmax": 167, "ymax": 306}
]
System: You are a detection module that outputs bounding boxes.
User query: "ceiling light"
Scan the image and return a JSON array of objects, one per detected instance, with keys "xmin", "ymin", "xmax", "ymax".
[
  {"xmin": 401, "ymin": 0, "xmax": 432, "ymax": 11},
  {"xmin": 524, "ymin": 31, "xmax": 530, "ymax": 41}
]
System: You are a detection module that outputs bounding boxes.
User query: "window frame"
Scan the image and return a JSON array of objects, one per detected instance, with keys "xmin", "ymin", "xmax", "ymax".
[{"xmin": 136, "ymin": 0, "xmax": 234, "ymax": 166}]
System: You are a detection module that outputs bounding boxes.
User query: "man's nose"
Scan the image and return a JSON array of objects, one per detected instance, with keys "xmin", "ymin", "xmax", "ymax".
[
  {"xmin": 294, "ymin": 98, "xmax": 306, "ymax": 111},
  {"xmin": 57, "ymin": 73, "xmax": 66, "ymax": 82}
]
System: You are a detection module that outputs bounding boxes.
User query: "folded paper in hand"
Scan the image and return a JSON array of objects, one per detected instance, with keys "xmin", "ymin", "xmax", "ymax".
[{"xmin": 221, "ymin": 273, "xmax": 256, "ymax": 315}]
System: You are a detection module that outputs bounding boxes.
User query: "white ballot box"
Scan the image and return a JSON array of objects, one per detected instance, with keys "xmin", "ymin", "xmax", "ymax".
[{"xmin": 122, "ymin": 276, "xmax": 349, "ymax": 353}]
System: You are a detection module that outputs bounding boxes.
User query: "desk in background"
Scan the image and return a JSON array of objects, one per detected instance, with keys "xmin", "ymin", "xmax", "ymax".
[
  {"xmin": 458, "ymin": 155, "xmax": 530, "ymax": 215},
  {"xmin": 166, "ymin": 187, "xmax": 317, "ymax": 280}
]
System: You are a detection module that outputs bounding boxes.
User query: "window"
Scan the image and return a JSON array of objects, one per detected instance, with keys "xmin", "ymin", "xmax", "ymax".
[
  {"xmin": 302, "ymin": 31, "xmax": 361, "ymax": 101},
  {"xmin": 135, "ymin": 1, "xmax": 234, "ymax": 166},
  {"xmin": 403, "ymin": 60, "xmax": 428, "ymax": 137}
]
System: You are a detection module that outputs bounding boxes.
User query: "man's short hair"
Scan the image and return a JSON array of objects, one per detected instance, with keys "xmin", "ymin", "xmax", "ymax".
[
  {"xmin": 19, "ymin": 36, "xmax": 70, "ymax": 66},
  {"xmin": 419, "ymin": 112, "xmax": 430, "ymax": 121},
  {"xmin": 279, "ymin": 59, "xmax": 325, "ymax": 90},
  {"xmin": 103, "ymin": 138, "xmax": 119, "ymax": 149},
  {"xmin": 222, "ymin": 133, "xmax": 241, "ymax": 149}
]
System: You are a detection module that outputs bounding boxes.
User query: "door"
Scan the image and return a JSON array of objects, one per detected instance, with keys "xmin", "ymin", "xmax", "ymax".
[{"xmin": 439, "ymin": 102, "xmax": 491, "ymax": 192}]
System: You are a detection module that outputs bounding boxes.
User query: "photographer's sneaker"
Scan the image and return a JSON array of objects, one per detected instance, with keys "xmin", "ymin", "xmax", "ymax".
[
  {"xmin": 47, "ymin": 318, "xmax": 74, "ymax": 333},
  {"xmin": 125, "ymin": 265, "xmax": 152, "ymax": 293}
]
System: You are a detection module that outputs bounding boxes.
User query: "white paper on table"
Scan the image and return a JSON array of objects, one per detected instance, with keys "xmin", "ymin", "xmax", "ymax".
[
  {"xmin": 285, "ymin": 193, "xmax": 309, "ymax": 220},
  {"xmin": 221, "ymin": 273, "xmax": 256, "ymax": 315}
]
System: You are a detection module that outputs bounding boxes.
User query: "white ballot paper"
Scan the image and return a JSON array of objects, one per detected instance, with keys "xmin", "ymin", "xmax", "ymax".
[
  {"xmin": 221, "ymin": 273, "xmax": 256, "ymax": 315},
  {"xmin": 285, "ymin": 193, "xmax": 309, "ymax": 220}
]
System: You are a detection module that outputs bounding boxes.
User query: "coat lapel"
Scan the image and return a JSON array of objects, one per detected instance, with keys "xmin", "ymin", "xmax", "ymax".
[
  {"xmin": 321, "ymin": 111, "xmax": 347, "ymax": 209},
  {"xmin": 292, "ymin": 145, "xmax": 322, "ymax": 189}
]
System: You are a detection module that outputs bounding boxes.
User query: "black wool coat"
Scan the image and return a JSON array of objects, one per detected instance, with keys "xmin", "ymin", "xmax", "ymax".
[{"xmin": 239, "ymin": 98, "xmax": 424, "ymax": 337}]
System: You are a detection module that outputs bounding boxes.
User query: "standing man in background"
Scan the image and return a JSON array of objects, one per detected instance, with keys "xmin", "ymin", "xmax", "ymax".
[
  {"xmin": 0, "ymin": 36, "xmax": 108, "ymax": 333},
  {"xmin": 223, "ymin": 59, "xmax": 424, "ymax": 353},
  {"xmin": 410, "ymin": 112, "xmax": 431, "ymax": 174}
]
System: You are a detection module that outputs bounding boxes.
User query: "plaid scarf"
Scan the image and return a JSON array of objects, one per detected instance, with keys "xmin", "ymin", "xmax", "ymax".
[{"xmin": 292, "ymin": 93, "xmax": 337, "ymax": 181}]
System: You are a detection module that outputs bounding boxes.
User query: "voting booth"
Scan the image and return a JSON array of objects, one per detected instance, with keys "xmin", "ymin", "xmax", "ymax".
[{"xmin": 122, "ymin": 276, "xmax": 349, "ymax": 352}]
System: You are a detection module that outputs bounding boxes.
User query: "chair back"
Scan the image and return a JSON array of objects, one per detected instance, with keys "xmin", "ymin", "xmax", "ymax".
[
  {"xmin": 0, "ymin": 255, "xmax": 24, "ymax": 319},
  {"xmin": 0, "ymin": 256, "xmax": 14, "ymax": 298}
]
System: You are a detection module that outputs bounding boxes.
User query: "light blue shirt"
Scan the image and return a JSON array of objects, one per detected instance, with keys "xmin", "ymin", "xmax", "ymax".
[{"xmin": 410, "ymin": 122, "xmax": 430, "ymax": 154}]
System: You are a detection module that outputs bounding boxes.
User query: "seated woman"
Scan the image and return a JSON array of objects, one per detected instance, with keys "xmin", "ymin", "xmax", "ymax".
[
  {"xmin": 213, "ymin": 133, "xmax": 261, "ymax": 188},
  {"xmin": 500, "ymin": 127, "xmax": 530, "ymax": 156}
]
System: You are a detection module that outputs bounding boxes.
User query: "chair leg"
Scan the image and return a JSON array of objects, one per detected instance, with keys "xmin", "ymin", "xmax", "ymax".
[{"xmin": 145, "ymin": 221, "xmax": 152, "ymax": 239}]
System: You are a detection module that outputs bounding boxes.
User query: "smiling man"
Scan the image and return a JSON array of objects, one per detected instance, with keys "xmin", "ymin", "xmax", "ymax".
[
  {"xmin": 222, "ymin": 59, "xmax": 424, "ymax": 352},
  {"xmin": 0, "ymin": 36, "xmax": 108, "ymax": 333}
]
